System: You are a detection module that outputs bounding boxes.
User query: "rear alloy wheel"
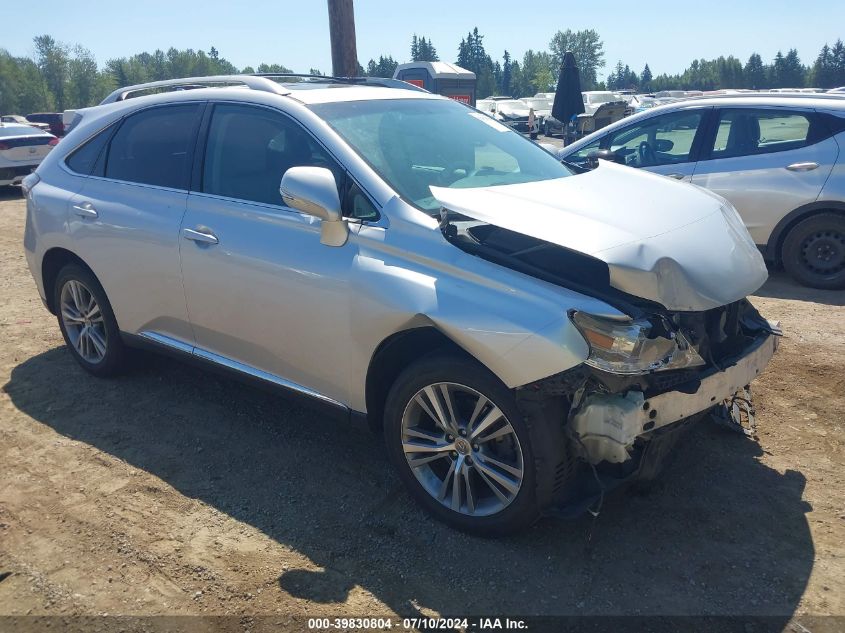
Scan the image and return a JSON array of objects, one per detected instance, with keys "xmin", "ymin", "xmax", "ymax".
[
  {"xmin": 782, "ymin": 213, "xmax": 845, "ymax": 290},
  {"xmin": 384, "ymin": 354, "xmax": 552, "ymax": 536},
  {"xmin": 54, "ymin": 264, "xmax": 126, "ymax": 376}
]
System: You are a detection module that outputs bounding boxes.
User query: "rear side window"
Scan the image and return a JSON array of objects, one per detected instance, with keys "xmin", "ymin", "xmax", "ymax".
[
  {"xmin": 66, "ymin": 125, "xmax": 114, "ymax": 175},
  {"xmin": 709, "ymin": 109, "xmax": 820, "ymax": 159},
  {"xmin": 105, "ymin": 104, "xmax": 202, "ymax": 189}
]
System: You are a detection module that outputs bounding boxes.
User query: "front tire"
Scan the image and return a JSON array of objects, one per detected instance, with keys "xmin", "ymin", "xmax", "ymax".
[
  {"xmin": 54, "ymin": 264, "xmax": 127, "ymax": 377},
  {"xmin": 383, "ymin": 354, "xmax": 567, "ymax": 536},
  {"xmin": 781, "ymin": 213, "xmax": 845, "ymax": 290}
]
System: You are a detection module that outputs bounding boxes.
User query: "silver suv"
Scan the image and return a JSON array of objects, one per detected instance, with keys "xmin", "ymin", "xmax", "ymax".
[
  {"xmin": 23, "ymin": 75, "xmax": 778, "ymax": 535},
  {"xmin": 559, "ymin": 94, "xmax": 845, "ymax": 289}
]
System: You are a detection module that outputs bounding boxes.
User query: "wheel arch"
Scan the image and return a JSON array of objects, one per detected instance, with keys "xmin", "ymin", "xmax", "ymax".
[
  {"xmin": 364, "ymin": 327, "xmax": 474, "ymax": 432},
  {"xmin": 41, "ymin": 247, "xmax": 98, "ymax": 315},
  {"xmin": 765, "ymin": 201, "xmax": 845, "ymax": 264}
]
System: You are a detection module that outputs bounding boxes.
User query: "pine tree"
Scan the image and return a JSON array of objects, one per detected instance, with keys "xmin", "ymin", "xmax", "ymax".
[{"xmin": 641, "ymin": 64, "xmax": 652, "ymax": 90}]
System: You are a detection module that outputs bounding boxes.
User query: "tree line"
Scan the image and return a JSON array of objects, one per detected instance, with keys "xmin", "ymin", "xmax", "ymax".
[{"xmin": 2, "ymin": 31, "xmax": 844, "ymax": 115}]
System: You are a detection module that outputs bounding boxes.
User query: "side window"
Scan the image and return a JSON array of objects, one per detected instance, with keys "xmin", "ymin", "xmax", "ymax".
[
  {"xmin": 65, "ymin": 124, "xmax": 114, "ymax": 175},
  {"xmin": 202, "ymin": 104, "xmax": 343, "ymax": 207},
  {"xmin": 566, "ymin": 138, "xmax": 602, "ymax": 165},
  {"xmin": 606, "ymin": 110, "xmax": 704, "ymax": 167},
  {"xmin": 710, "ymin": 109, "xmax": 813, "ymax": 159},
  {"xmin": 345, "ymin": 182, "xmax": 379, "ymax": 221},
  {"xmin": 105, "ymin": 104, "xmax": 202, "ymax": 188}
]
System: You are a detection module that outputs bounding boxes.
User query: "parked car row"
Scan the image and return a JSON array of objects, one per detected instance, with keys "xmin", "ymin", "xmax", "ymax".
[{"xmin": 1, "ymin": 113, "xmax": 67, "ymax": 137}]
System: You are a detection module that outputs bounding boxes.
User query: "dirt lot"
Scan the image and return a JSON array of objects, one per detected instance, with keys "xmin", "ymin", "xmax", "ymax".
[{"xmin": 0, "ymin": 186, "xmax": 843, "ymax": 630}]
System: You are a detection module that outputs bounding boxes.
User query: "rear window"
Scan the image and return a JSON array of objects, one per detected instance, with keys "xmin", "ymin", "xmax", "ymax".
[
  {"xmin": 66, "ymin": 125, "xmax": 114, "ymax": 175},
  {"xmin": 104, "ymin": 104, "xmax": 202, "ymax": 189},
  {"xmin": 709, "ymin": 109, "xmax": 826, "ymax": 159}
]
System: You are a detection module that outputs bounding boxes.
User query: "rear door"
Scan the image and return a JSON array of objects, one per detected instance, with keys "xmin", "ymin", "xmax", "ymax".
[
  {"xmin": 690, "ymin": 107, "xmax": 838, "ymax": 246},
  {"xmin": 67, "ymin": 102, "xmax": 205, "ymax": 345}
]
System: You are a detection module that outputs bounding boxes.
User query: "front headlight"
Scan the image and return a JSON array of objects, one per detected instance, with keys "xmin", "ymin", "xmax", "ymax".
[{"xmin": 570, "ymin": 311, "xmax": 705, "ymax": 375}]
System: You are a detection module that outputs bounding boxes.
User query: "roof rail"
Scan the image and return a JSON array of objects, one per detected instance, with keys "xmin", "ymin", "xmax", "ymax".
[
  {"xmin": 99, "ymin": 75, "xmax": 290, "ymax": 104},
  {"xmin": 250, "ymin": 73, "xmax": 428, "ymax": 92},
  {"xmin": 99, "ymin": 72, "xmax": 428, "ymax": 106}
]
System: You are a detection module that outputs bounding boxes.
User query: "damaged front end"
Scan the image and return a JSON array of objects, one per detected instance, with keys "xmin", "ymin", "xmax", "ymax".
[{"xmin": 518, "ymin": 299, "xmax": 779, "ymax": 514}]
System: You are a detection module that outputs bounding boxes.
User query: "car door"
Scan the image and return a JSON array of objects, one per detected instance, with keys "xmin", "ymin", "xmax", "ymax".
[
  {"xmin": 564, "ymin": 108, "xmax": 710, "ymax": 181},
  {"xmin": 690, "ymin": 107, "xmax": 838, "ymax": 247},
  {"xmin": 67, "ymin": 102, "xmax": 204, "ymax": 345},
  {"xmin": 179, "ymin": 102, "xmax": 365, "ymax": 406}
]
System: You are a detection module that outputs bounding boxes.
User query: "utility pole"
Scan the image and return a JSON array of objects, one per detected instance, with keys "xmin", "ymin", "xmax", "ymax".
[{"xmin": 327, "ymin": 0, "xmax": 358, "ymax": 77}]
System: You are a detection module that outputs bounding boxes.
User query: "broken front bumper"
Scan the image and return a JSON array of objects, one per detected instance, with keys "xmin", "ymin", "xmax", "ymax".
[
  {"xmin": 638, "ymin": 331, "xmax": 776, "ymax": 432},
  {"xmin": 571, "ymin": 331, "xmax": 778, "ymax": 464}
]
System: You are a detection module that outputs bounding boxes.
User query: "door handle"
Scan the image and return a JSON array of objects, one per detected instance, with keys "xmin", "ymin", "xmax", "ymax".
[
  {"xmin": 786, "ymin": 162, "xmax": 819, "ymax": 172},
  {"xmin": 182, "ymin": 227, "xmax": 219, "ymax": 245},
  {"xmin": 72, "ymin": 202, "xmax": 98, "ymax": 218},
  {"xmin": 666, "ymin": 173, "xmax": 686, "ymax": 180}
]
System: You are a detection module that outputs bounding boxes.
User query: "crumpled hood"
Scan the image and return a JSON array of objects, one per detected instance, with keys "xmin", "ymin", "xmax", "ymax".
[{"xmin": 430, "ymin": 161, "xmax": 768, "ymax": 311}]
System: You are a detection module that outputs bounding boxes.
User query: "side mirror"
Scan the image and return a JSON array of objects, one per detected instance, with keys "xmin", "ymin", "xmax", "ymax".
[
  {"xmin": 280, "ymin": 166, "xmax": 348, "ymax": 247},
  {"xmin": 586, "ymin": 148, "xmax": 619, "ymax": 168}
]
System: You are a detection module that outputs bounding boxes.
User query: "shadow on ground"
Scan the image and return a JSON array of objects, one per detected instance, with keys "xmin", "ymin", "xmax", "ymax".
[
  {"xmin": 4, "ymin": 347, "xmax": 814, "ymax": 618},
  {"xmin": 754, "ymin": 270, "xmax": 845, "ymax": 306}
]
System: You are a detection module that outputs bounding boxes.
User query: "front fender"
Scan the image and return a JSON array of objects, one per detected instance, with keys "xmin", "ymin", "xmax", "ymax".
[{"xmin": 346, "ymin": 208, "xmax": 614, "ymax": 412}]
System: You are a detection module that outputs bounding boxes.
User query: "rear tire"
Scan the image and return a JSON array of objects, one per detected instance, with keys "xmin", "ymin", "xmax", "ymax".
[
  {"xmin": 781, "ymin": 213, "xmax": 845, "ymax": 290},
  {"xmin": 383, "ymin": 353, "xmax": 572, "ymax": 536},
  {"xmin": 54, "ymin": 264, "xmax": 127, "ymax": 377}
]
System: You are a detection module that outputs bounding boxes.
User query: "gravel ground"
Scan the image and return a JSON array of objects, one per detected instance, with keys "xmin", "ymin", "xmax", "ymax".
[{"xmin": 0, "ymin": 186, "xmax": 843, "ymax": 631}]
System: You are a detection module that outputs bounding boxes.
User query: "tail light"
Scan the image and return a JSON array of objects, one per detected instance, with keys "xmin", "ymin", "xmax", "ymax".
[
  {"xmin": 48, "ymin": 138, "xmax": 59, "ymax": 146},
  {"xmin": 0, "ymin": 142, "xmax": 8, "ymax": 150}
]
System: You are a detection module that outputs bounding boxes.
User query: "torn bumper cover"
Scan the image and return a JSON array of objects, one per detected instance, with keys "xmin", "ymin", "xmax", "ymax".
[{"xmin": 572, "ymin": 330, "xmax": 778, "ymax": 465}]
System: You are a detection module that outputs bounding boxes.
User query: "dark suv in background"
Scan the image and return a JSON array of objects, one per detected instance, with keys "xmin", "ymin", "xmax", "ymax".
[{"xmin": 26, "ymin": 113, "xmax": 66, "ymax": 137}]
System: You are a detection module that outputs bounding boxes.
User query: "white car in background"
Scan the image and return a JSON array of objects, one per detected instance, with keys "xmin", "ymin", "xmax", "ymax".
[
  {"xmin": 476, "ymin": 98, "xmax": 540, "ymax": 136},
  {"xmin": 582, "ymin": 91, "xmax": 627, "ymax": 114},
  {"xmin": 558, "ymin": 94, "xmax": 845, "ymax": 289},
  {"xmin": 0, "ymin": 123, "xmax": 58, "ymax": 187}
]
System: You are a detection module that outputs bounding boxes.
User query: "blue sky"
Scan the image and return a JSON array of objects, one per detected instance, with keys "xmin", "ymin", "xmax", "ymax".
[{"xmin": 3, "ymin": 0, "xmax": 843, "ymax": 80}]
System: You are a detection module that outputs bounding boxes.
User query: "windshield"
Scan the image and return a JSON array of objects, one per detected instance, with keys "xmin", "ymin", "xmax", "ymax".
[
  {"xmin": 0, "ymin": 126, "xmax": 48, "ymax": 137},
  {"xmin": 311, "ymin": 98, "xmax": 571, "ymax": 212},
  {"xmin": 522, "ymin": 99, "xmax": 549, "ymax": 110},
  {"xmin": 495, "ymin": 100, "xmax": 529, "ymax": 115}
]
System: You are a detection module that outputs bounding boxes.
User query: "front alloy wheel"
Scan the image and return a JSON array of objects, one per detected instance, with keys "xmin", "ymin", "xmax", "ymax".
[
  {"xmin": 401, "ymin": 382, "xmax": 525, "ymax": 517},
  {"xmin": 383, "ymin": 353, "xmax": 554, "ymax": 535}
]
